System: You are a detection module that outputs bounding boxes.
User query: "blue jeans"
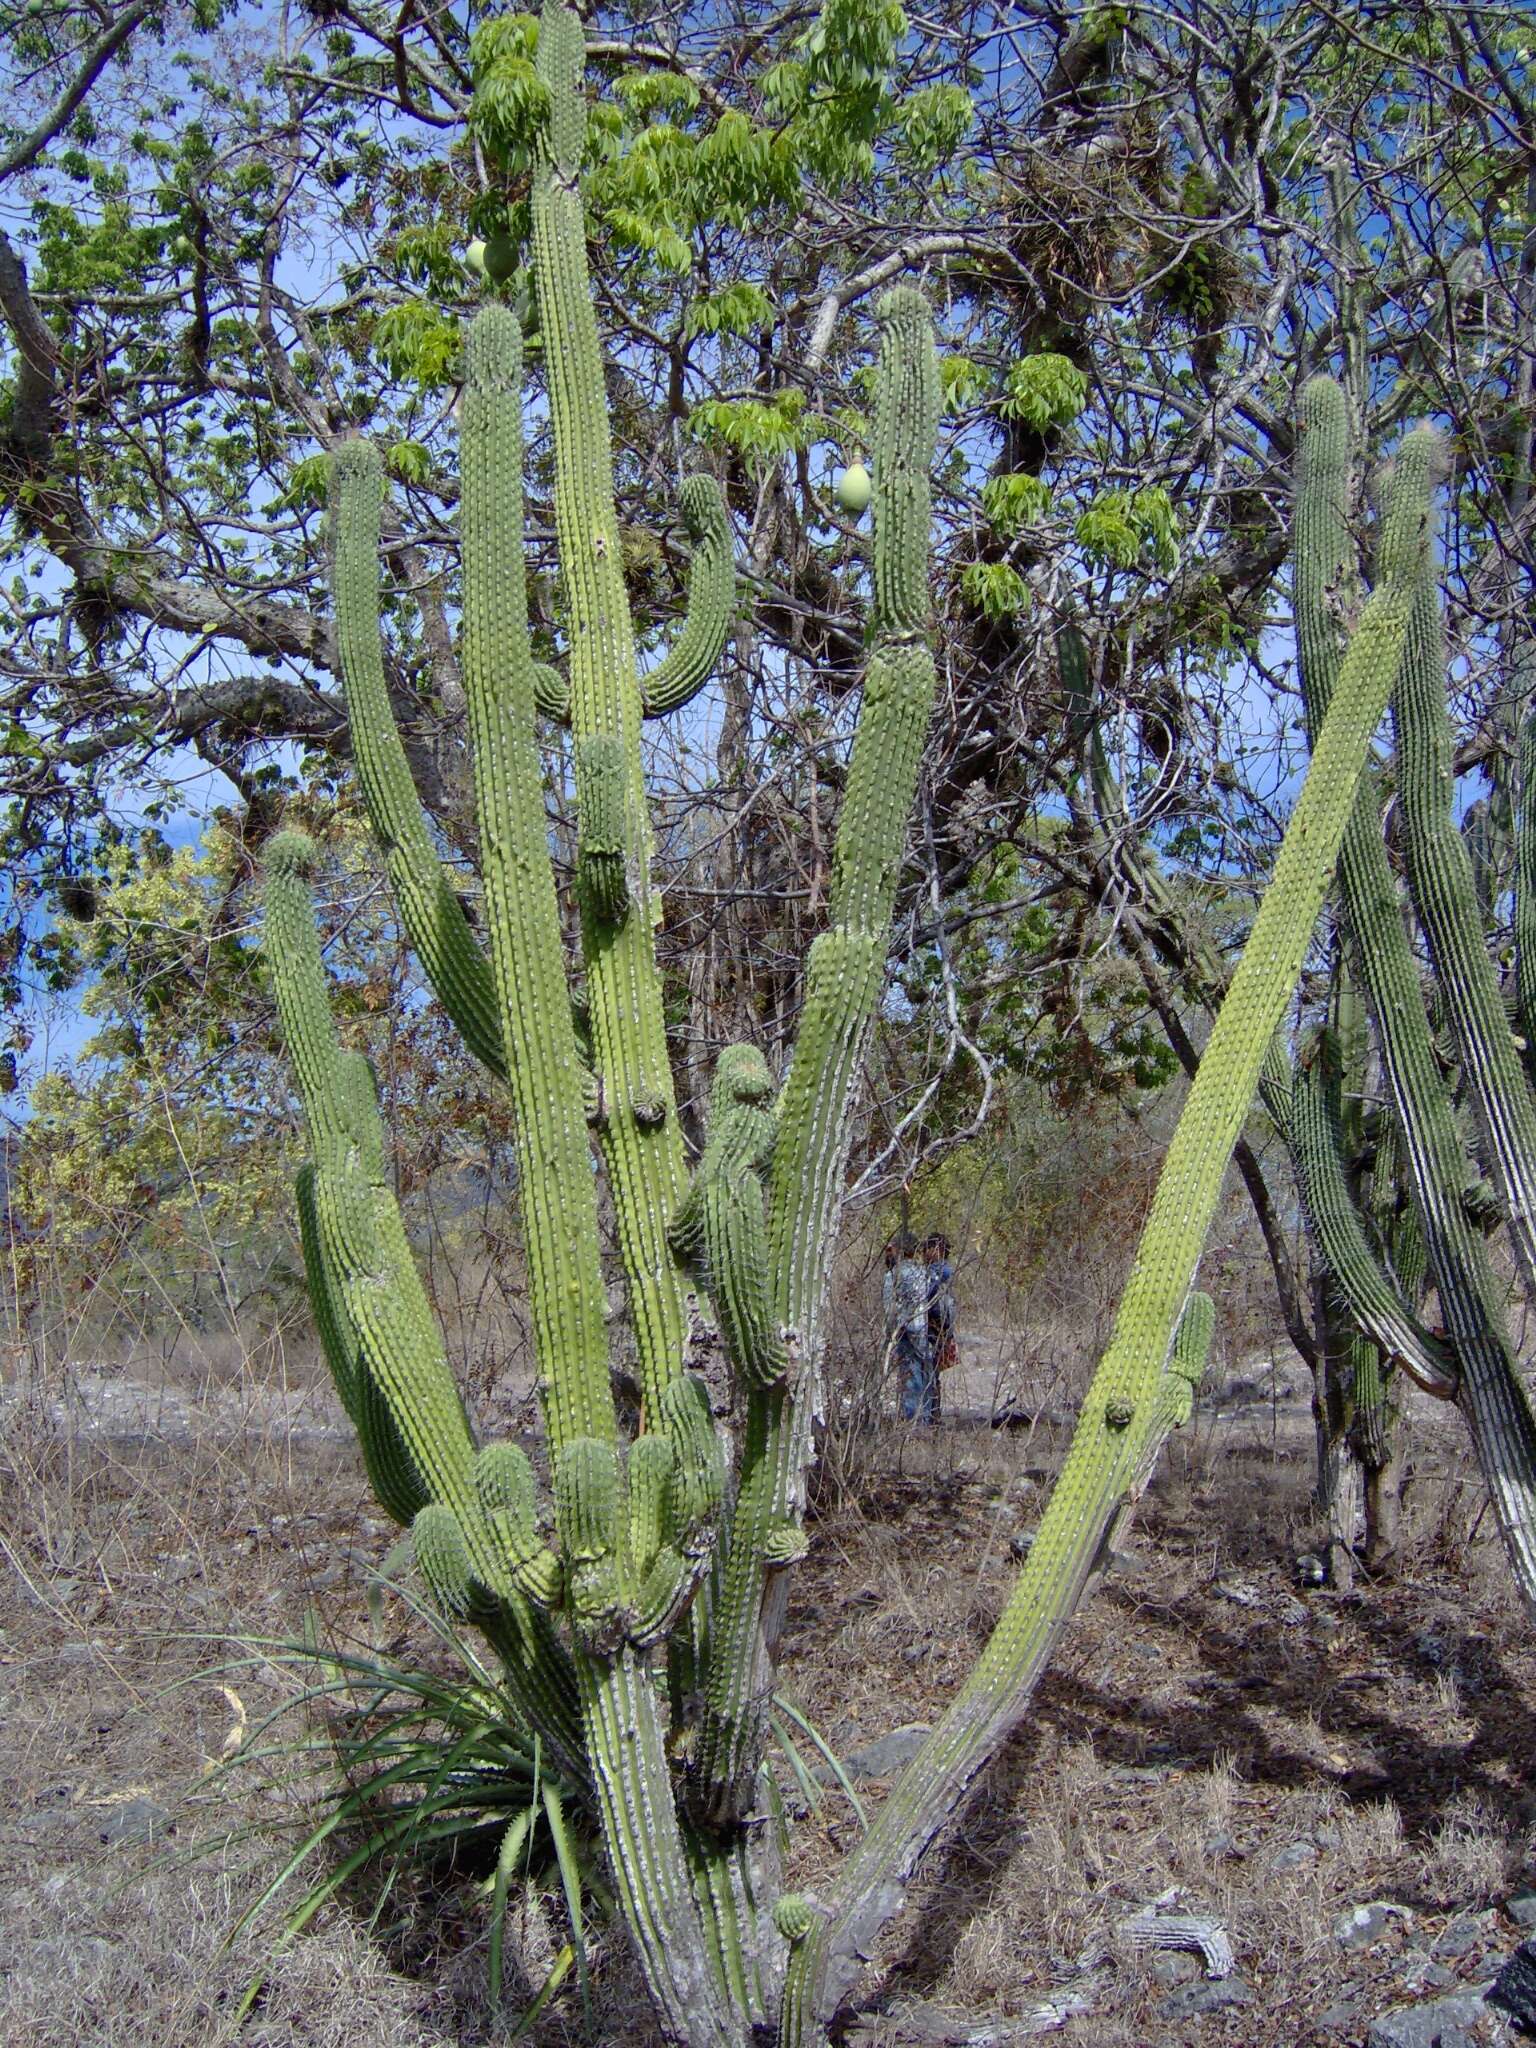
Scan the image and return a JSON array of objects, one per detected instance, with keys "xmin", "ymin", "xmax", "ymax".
[{"xmin": 896, "ymin": 1330, "xmax": 937, "ymax": 1423}]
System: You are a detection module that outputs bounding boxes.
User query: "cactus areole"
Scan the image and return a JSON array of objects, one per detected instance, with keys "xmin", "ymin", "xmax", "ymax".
[{"xmin": 260, "ymin": 10, "xmax": 1481, "ymax": 2041}]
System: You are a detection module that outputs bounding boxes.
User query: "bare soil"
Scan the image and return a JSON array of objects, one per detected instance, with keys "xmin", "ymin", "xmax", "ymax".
[{"xmin": 0, "ymin": 1342, "xmax": 1531, "ymax": 2047}]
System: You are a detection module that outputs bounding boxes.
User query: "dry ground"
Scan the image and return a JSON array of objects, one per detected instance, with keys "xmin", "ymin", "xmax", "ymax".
[{"xmin": 0, "ymin": 1336, "xmax": 1532, "ymax": 2048}]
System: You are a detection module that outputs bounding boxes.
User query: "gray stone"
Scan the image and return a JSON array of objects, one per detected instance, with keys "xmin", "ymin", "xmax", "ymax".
[
  {"xmin": 1399, "ymin": 1956, "xmax": 1456, "ymax": 1995},
  {"xmin": 1272, "ymin": 1839, "xmax": 1320, "ymax": 1873},
  {"xmin": 1505, "ymin": 1888, "xmax": 1536, "ymax": 1931},
  {"xmin": 1335, "ymin": 1901, "xmax": 1415, "ymax": 1951},
  {"xmin": 1157, "ymin": 1976, "xmax": 1253, "ymax": 2020},
  {"xmin": 1365, "ymin": 1987, "xmax": 1499, "ymax": 2048},
  {"xmin": 1433, "ymin": 1915, "xmax": 1492, "ymax": 1959},
  {"xmin": 845, "ymin": 1725, "xmax": 932, "ymax": 1783},
  {"xmin": 1488, "ymin": 1940, "xmax": 1536, "ymax": 2026},
  {"xmin": 1150, "ymin": 1951, "xmax": 1201, "ymax": 1988},
  {"xmin": 98, "ymin": 1796, "xmax": 171, "ymax": 1847}
]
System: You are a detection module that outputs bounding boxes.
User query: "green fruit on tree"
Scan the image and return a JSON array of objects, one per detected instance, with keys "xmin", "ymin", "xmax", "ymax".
[
  {"xmin": 835, "ymin": 460, "xmax": 872, "ymax": 515},
  {"xmin": 483, "ymin": 233, "xmax": 519, "ymax": 285},
  {"xmin": 464, "ymin": 240, "xmax": 488, "ymax": 277}
]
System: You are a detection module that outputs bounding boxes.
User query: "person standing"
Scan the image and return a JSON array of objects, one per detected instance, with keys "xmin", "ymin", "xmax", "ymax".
[
  {"xmin": 885, "ymin": 1234, "xmax": 935, "ymax": 1423},
  {"xmin": 923, "ymin": 1233, "xmax": 956, "ymax": 1420}
]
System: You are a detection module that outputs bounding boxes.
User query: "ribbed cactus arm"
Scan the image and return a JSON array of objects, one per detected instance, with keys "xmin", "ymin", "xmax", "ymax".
[
  {"xmin": 1291, "ymin": 384, "xmax": 1536, "ymax": 1615},
  {"xmin": 768, "ymin": 287, "xmax": 942, "ymax": 1341},
  {"xmin": 265, "ymin": 834, "xmax": 585, "ymax": 1763},
  {"xmin": 296, "ymin": 1157, "xmax": 430, "ymax": 1524},
  {"xmin": 1517, "ymin": 680, "xmax": 1536, "ymax": 1074},
  {"xmin": 641, "ymin": 475, "xmax": 737, "ymax": 718},
  {"xmin": 689, "ymin": 292, "xmax": 940, "ymax": 1832},
  {"xmin": 328, "ymin": 442, "xmax": 508, "ymax": 1081},
  {"xmin": 668, "ymin": 1045, "xmax": 784, "ymax": 1387},
  {"xmin": 1289, "ymin": 1039, "xmax": 1455, "ymax": 1396},
  {"xmin": 532, "ymin": 660, "xmax": 571, "ymax": 722},
  {"xmin": 264, "ymin": 832, "xmax": 352, "ymax": 1159},
  {"xmin": 780, "ymin": 407, "xmax": 1441, "ymax": 2048},
  {"xmin": 1392, "ymin": 558, "xmax": 1536, "ymax": 1307},
  {"xmin": 531, "ymin": 0, "xmax": 690, "ymax": 1420},
  {"xmin": 458, "ymin": 305, "xmax": 614, "ymax": 1456}
]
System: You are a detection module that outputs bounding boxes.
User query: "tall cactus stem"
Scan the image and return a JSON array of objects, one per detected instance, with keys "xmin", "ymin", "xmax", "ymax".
[
  {"xmin": 458, "ymin": 304, "xmax": 615, "ymax": 1455},
  {"xmin": 1293, "ymin": 377, "xmax": 1536, "ymax": 1612},
  {"xmin": 1392, "ymin": 538, "xmax": 1536, "ymax": 1306},
  {"xmin": 328, "ymin": 443, "xmax": 507, "ymax": 1081},
  {"xmin": 782, "ymin": 398, "xmax": 1446, "ymax": 2044},
  {"xmin": 529, "ymin": 0, "xmax": 692, "ymax": 1421}
]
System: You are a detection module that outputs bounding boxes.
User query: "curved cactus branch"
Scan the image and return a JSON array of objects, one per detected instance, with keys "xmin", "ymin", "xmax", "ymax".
[
  {"xmin": 532, "ymin": 659, "xmax": 571, "ymax": 722},
  {"xmin": 640, "ymin": 474, "xmax": 737, "ymax": 718},
  {"xmin": 264, "ymin": 833, "xmax": 586, "ymax": 1775},
  {"xmin": 296, "ymin": 1155, "xmax": 430, "ymax": 1525},
  {"xmin": 1287, "ymin": 1035, "xmax": 1455, "ymax": 1397},
  {"xmin": 329, "ymin": 442, "xmax": 508, "ymax": 1082},
  {"xmin": 668, "ymin": 1044, "xmax": 784, "ymax": 1387},
  {"xmin": 523, "ymin": 473, "xmax": 734, "ymax": 727}
]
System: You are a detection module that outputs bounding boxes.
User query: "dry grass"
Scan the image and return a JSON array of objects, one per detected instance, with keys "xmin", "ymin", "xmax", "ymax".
[{"xmin": 1, "ymin": 1324, "xmax": 1532, "ymax": 2047}]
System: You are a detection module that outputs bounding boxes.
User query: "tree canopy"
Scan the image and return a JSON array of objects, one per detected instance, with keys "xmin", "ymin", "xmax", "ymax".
[{"xmin": 3, "ymin": 0, "xmax": 1534, "ymax": 1155}]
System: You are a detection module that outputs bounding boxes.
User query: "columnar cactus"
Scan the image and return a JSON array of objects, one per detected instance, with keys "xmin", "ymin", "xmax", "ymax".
[
  {"xmin": 261, "ymin": 19, "xmax": 1508, "ymax": 2036},
  {"xmin": 1392, "ymin": 534, "xmax": 1536, "ymax": 1304},
  {"xmin": 1291, "ymin": 376, "xmax": 1536, "ymax": 1610}
]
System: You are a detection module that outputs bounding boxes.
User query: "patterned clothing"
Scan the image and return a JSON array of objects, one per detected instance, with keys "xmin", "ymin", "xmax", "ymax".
[{"xmin": 885, "ymin": 1255, "xmax": 936, "ymax": 1423}]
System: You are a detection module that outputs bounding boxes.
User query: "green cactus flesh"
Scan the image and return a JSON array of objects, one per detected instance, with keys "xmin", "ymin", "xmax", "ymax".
[
  {"xmin": 1293, "ymin": 376, "xmax": 1536, "ymax": 1609},
  {"xmin": 1288, "ymin": 1034, "xmax": 1454, "ymax": 1396},
  {"xmin": 694, "ymin": 290, "xmax": 943, "ymax": 1828},
  {"xmin": 1392, "ymin": 547, "xmax": 1536, "ymax": 1307},
  {"xmin": 328, "ymin": 447, "xmax": 508, "ymax": 1082},
  {"xmin": 529, "ymin": 1, "xmax": 693, "ymax": 1429},
  {"xmin": 640, "ymin": 474, "xmax": 736, "ymax": 718},
  {"xmin": 669, "ymin": 1045, "xmax": 784, "ymax": 1386},
  {"xmin": 458, "ymin": 305, "xmax": 616, "ymax": 1456}
]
